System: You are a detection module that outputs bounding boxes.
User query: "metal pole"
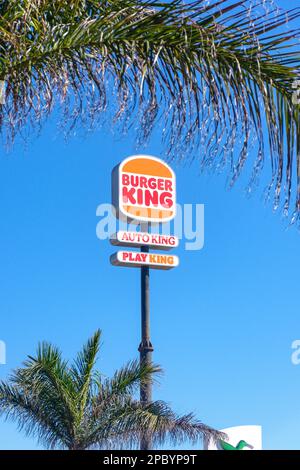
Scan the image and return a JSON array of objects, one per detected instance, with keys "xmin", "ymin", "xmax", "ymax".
[{"xmin": 138, "ymin": 223, "xmax": 153, "ymax": 450}]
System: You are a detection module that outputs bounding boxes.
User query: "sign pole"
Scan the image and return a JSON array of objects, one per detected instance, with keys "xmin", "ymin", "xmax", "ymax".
[
  {"xmin": 111, "ymin": 155, "xmax": 178, "ymax": 450},
  {"xmin": 139, "ymin": 223, "xmax": 153, "ymax": 450}
]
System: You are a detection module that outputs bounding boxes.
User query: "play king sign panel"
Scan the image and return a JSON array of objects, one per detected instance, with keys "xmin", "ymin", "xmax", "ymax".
[
  {"xmin": 112, "ymin": 155, "xmax": 176, "ymax": 223},
  {"xmin": 110, "ymin": 251, "xmax": 179, "ymax": 270}
]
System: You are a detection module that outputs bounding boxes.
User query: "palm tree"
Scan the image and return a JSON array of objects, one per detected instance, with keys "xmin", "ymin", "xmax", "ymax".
[
  {"xmin": 1, "ymin": 0, "xmax": 300, "ymax": 221},
  {"xmin": 0, "ymin": 330, "xmax": 220, "ymax": 449}
]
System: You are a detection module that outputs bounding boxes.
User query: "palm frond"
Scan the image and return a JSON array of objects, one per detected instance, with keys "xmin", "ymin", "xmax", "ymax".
[
  {"xmin": 86, "ymin": 397, "xmax": 223, "ymax": 449},
  {"xmin": 132, "ymin": 400, "xmax": 223, "ymax": 448},
  {"xmin": 1, "ymin": 0, "xmax": 300, "ymax": 220},
  {"xmin": 0, "ymin": 330, "xmax": 224, "ymax": 449},
  {"xmin": 0, "ymin": 381, "xmax": 70, "ymax": 449},
  {"xmin": 70, "ymin": 330, "xmax": 101, "ymax": 420},
  {"xmin": 95, "ymin": 359, "xmax": 161, "ymax": 404},
  {"xmin": 8, "ymin": 341, "xmax": 78, "ymax": 447}
]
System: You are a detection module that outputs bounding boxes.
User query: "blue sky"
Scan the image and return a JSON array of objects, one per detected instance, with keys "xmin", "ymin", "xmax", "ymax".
[{"xmin": 0, "ymin": 0, "xmax": 300, "ymax": 451}]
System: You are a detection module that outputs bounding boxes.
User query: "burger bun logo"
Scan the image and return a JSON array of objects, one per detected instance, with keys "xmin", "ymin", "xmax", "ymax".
[{"xmin": 112, "ymin": 155, "xmax": 176, "ymax": 223}]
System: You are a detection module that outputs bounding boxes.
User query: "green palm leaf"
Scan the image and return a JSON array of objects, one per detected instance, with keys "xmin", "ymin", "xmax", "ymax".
[
  {"xmin": 0, "ymin": 330, "xmax": 221, "ymax": 449},
  {"xmin": 1, "ymin": 1, "xmax": 299, "ymax": 220}
]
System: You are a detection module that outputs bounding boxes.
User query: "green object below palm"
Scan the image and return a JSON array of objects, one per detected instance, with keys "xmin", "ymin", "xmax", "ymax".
[{"xmin": 219, "ymin": 439, "xmax": 254, "ymax": 451}]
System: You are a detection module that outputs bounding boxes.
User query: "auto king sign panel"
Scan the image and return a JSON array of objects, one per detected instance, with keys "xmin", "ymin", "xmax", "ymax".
[
  {"xmin": 110, "ymin": 231, "xmax": 179, "ymax": 250},
  {"xmin": 112, "ymin": 154, "xmax": 176, "ymax": 223}
]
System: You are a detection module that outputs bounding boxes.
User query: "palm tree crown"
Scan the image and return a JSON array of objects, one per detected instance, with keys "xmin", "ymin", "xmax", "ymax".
[
  {"xmin": 1, "ymin": 0, "xmax": 300, "ymax": 221},
  {"xmin": 0, "ymin": 330, "xmax": 220, "ymax": 449}
]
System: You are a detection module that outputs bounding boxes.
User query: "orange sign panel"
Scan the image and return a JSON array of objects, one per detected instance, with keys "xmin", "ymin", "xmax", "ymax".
[{"xmin": 112, "ymin": 155, "xmax": 176, "ymax": 223}]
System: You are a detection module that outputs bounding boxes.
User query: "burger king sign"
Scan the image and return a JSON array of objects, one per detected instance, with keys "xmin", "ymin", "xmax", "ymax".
[{"xmin": 112, "ymin": 155, "xmax": 176, "ymax": 223}]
